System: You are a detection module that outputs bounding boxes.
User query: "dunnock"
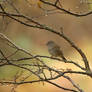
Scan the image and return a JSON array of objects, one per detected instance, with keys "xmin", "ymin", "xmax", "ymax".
[{"xmin": 46, "ymin": 41, "xmax": 66, "ymax": 61}]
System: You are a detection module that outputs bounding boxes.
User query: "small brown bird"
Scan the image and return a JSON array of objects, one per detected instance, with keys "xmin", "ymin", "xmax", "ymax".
[{"xmin": 46, "ymin": 41, "xmax": 66, "ymax": 61}]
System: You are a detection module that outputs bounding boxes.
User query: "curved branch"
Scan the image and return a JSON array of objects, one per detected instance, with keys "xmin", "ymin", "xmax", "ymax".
[{"xmin": 40, "ymin": 0, "xmax": 92, "ymax": 17}]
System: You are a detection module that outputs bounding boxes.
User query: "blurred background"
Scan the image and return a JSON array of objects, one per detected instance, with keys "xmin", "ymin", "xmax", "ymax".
[{"xmin": 0, "ymin": 0, "xmax": 92, "ymax": 92}]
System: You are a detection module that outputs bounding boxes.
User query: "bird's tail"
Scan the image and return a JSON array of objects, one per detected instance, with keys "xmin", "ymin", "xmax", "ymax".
[{"xmin": 60, "ymin": 53, "xmax": 67, "ymax": 62}]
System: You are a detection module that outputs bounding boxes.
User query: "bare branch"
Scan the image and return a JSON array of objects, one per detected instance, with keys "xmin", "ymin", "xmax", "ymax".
[
  {"xmin": 0, "ymin": 1, "xmax": 91, "ymax": 92},
  {"xmin": 63, "ymin": 75, "xmax": 84, "ymax": 92},
  {"xmin": 40, "ymin": 0, "xmax": 92, "ymax": 17}
]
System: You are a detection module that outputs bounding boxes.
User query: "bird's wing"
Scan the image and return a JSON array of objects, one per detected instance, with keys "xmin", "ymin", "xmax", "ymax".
[{"xmin": 54, "ymin": 44, "xmax": 60, "ymax": 49}]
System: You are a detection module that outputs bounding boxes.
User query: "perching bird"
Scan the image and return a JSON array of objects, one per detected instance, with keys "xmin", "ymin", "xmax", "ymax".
[{"xmin": 46, "ymin": 41, "xmax": 66, "ymax": 62}]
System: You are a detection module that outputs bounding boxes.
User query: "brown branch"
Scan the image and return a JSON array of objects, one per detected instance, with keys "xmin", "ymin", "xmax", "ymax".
[
  {"xmin": 54, "ymin": 0, "xmax": 59, "ymax": 6},
  {"xmin": 8, "ymin": 55, "xmax": 85, "ymax": 71},
  {"xmin": 0, "ymin": 2, "xmax": 91, "ymax": 91},
  {"xmin": 0, "ymin": 32, "xmax": 91, "ymax": 92},
  {"xmin": 0, "ymin": 11, "xmax": 91, "ymax": 73},
  {"xmin": 59, "ymin": 32, "xmax": 91, "ymax": 71},
  {"xmin": 63, "ymin": 71, "xmax": 92, "ymax": 78},
  {"xmin": 40, "ymin": 0, "xmax": 92, "ymax": 17},
  {"xmin": 0, "ymin": 12, "xmax": 91, "ymax": 72},
  {"xmin": 63, "ymin": 75, "xmax": 83, "ymax": 92},
  {"xmin": 46, "ymin": 80, "xmax": 78, "ymax": 92},
  {"xmin": 5, "ymin": 0, "xmax": 20, "ymax": 14},
  {"xmin": 0, "ymin": 62, "xmax": 79, "ymax": 92},
  {"xmin": 0, "ymin": 49, "xmax": 10, "ymax": 64},
  {"xmin": 0, "ymin": 32, "xmax": 91, "ymax": 75},
  {"xmin": 0, "ymin": 19, "xmax": 87, "ymax": 73},
  {"xmin": 0, "ymin": 80, "xmax": 78, "ymax": 92}
]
